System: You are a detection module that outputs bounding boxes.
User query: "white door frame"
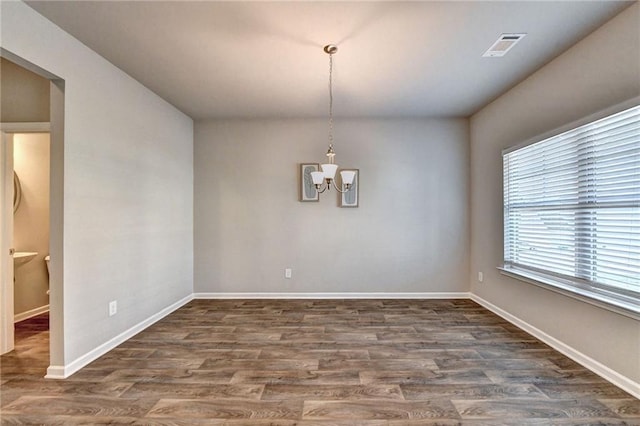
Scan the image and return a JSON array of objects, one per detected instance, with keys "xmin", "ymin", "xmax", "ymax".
[
  {"xmin": 0, "ymin": 123, "xmax": 51, "ymax": 355},
  {"xmin": 0, "ymin": 131, "xmax": 15, "ymax": 354}
]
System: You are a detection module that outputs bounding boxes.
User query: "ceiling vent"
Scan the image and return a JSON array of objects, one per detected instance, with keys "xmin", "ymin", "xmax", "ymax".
[{"xmin": 482, "ymin": 33, "xmax": 527, "ymax": 57}]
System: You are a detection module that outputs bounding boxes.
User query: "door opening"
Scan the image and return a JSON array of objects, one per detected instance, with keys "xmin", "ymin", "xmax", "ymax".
[{"xmin": 1, "ymin": 50, "xmax": 65, "ymax": 378}]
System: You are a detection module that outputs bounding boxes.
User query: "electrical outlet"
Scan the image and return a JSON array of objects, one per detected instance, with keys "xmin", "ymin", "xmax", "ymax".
[
  {"xmin": 285, "ymin": 268, "xmax": 292, "ymax": 279},
  {"xmin": 109, "ymin": 300, "xmax": 117, "ymax": 316},
  {"xmin": 478, "ymin": 272, "xmax": 484, "ymax": 283}
]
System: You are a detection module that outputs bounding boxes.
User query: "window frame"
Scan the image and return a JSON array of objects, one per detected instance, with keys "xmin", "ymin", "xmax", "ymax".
[{"xmin": 501, "ymin": 97, "xmax": 640, "ymax": 319}]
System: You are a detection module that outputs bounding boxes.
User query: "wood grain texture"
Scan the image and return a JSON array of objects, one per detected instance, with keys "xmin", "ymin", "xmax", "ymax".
[
  {"xmin": 146, "ymin": 399, "xmax": 303, "ymax": 419},
  {"xmin": 599, "ymin": 398, "xmax": 640, "ymax": 418},
  {"xmin": 302, "ymin": 399, "xmax": 460, "ymax": 420},
  {"xmin": 1, "ymin": 300, "xmax": 638, "ymax": 424},
  {"xmin": 261, "ymin": 384, "xmax": 404, "ymax": 401},
  {"xmin": 453, "ymin": 398, "xmax": 620, "ymax": 420}
]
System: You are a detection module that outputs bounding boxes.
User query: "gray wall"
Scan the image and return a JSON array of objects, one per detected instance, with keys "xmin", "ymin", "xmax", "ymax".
[
  {"xmin": 470, "ymin": 3, "xmax": 640, "ymax": 382},
  {"xmin": 13, "ymin": 133, "xmax": 50, "ymax": 316},
  {"xmin": 195, "ymin": 118, "xmax": 469, "ymax": 294},
  {"xmin": 1, "ymin": 2, "xmax": 194, "ymax": 366},
  {"xmin": 0, "ymin": 57, "xmax": 50, "ymax": 123}
]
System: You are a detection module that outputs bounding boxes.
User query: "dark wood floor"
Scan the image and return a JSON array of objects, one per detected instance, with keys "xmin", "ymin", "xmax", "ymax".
[{"xmin": 1, "ymin": 299, "xmax": 638, "ymax": 425}]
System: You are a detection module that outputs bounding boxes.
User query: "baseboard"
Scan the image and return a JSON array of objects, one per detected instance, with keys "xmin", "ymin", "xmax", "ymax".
[
  {"xmin": 44, "ymin": 365, "xmax": 65, "ymax": 379},
  {"xmin": 470, "ymin": 293, "xmax": 640, "ymax": 399},
  {"xmin": 193, "ymin": 292, "xmax": 472, "ymax": 299},
  {"xmin": 45, "ymin": 294, "xmax": 193, "ymax": 379},
  {"xmin": 14, "ymin": 304, "xmax": 49, "ymax": 323}
]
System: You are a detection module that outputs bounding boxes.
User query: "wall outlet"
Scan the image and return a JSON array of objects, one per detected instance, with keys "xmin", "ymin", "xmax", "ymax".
[
  {"xmin": 284, "ymin": 268, "xmax": 292, "ymax": 279},
  {"xmin": 109, "ymin": 300, "xmax": 117, "ymax": 316},
  {"xmin": 478, "ymin": 272, "xmax": 484, "ymax": 283}
]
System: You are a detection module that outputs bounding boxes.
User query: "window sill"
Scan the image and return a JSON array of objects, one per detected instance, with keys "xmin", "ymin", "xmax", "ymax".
[{"xmin": 497, "ymin": 266, "xmax": 640, "ymax": 321}]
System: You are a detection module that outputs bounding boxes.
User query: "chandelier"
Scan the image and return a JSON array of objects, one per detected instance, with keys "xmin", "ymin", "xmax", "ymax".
[{"xmin": 310, "ymin": 44, "xmax": 356, "ymax": 194}]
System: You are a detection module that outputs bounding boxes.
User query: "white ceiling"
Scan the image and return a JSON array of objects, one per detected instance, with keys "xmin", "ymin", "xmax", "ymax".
[{"xmin": 26, "ymin": 1, "xmax": 633, "ymax": 120}]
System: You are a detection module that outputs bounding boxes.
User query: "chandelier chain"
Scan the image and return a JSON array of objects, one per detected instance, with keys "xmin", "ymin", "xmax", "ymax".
[{"xmin": 328, "ymin": 52, "xmax": 334, "ymax": 149}]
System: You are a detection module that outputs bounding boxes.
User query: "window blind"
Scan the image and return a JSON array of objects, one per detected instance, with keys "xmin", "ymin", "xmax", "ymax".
[{"xmin": 503, "ymin": 105, "xmax": 640, "ymax": 303}]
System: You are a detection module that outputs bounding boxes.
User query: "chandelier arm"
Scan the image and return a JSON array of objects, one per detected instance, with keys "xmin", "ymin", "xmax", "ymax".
[
  {"xmin": 315, "ymin": 184, "xmax": 328, "ymax": 194},
  {"xmin": 331, "ymin": 179, "xmax": 352, "ymax": 193}
]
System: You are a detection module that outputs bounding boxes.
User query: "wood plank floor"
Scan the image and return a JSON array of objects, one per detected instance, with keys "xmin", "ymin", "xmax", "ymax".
[{"xmin": 1, "ymin": 299, "xmax": 638, "ymax": 425}]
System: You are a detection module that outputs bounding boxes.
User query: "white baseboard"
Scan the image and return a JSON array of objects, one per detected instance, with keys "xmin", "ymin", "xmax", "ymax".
[
  {"xmin": 193, "ymin": 292, "xmax": 472, "ymax": 299},
  {"xmin": 44, "ymin": 365, "xmax": 65, "ymax": 379},
  {"xmin": 14, "ymin": 304, "xmax": 49, "ymax": 323},
  {"xmin": 470, "ymin": 293, "xmax": 640, "ymax": 399},
  {"xmin": 45, "ymin": 294, "xmax": 193, "ymax": 379}
]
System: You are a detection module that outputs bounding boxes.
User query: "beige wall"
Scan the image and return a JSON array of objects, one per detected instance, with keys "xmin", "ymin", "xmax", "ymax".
[
  {"xmin": 1, "ymin": 57, "xmax": 49, "ymax": 123},
  {"xmin": 195, "ymin": 118, "xmax": 469, "ymax": 294},
  {"xmin": 470, "ymin": 3, "xmax": 640, "ymax": 383},
  {"xmin": 13, "ymin": 133, "xmax": 50, "ymax": 316},
  {"xmin": 1, "ymin": 2, "xmax": 194, "ymax": 368}
]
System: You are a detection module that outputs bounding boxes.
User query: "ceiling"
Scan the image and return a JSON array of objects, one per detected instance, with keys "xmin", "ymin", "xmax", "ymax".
[{"xmin": 26, "ymin": 1, "xmax": 633, "ymax": 120}]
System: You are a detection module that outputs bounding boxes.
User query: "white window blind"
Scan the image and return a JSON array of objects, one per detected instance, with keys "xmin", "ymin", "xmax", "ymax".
[{"xmin": 503, "ymin": 105, "xmax": 640, "ymax": 308}]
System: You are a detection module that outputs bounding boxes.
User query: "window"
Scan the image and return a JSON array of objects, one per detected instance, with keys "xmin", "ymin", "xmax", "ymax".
[{"xmin": 502, "ymin": 105, "xmax": 640, "ymax": 314}]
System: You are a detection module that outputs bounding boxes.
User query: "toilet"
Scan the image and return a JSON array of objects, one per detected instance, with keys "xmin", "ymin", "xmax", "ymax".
[{"xmin": 45, "ymin": 255, "xmax": 50, "ymax": 295}]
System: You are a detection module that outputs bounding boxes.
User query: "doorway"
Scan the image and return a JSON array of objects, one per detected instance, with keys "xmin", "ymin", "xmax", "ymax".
[
  {"xmin": 13, "ymin": 132, "xmax": 51, "ymax": 320},
  {"xmin": 1, "ymin": 129, "xmax": 51, "ymax": 360},
  {"xmin": 0, "ymin": 51, "xmax": 65, "ymax": 378}
]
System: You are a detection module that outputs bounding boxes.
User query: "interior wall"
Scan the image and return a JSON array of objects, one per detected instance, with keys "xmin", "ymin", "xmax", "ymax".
[
  {"xmin": 13, "ymin": 133, "xmax": 50, "ymax": 316},
  {"xmin": 470, "ymin": 3, "xmax": 640, "ymax": 383},
  {"xmin": 195, "ymin": 118, "xmax": 469, "ymax": 294},
  {"xmin": 0, "ymin": 57, "xmax": 50, "ymax": 123},
  {"xmin": 1, "ymin": 2, "xmax": 194, "ymax": 366}
]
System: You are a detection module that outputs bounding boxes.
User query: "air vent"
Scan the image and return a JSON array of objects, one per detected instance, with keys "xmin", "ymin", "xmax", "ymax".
[{"xmin": 482, "ymin": 33, "xmax": 527, "ymax": 57}]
